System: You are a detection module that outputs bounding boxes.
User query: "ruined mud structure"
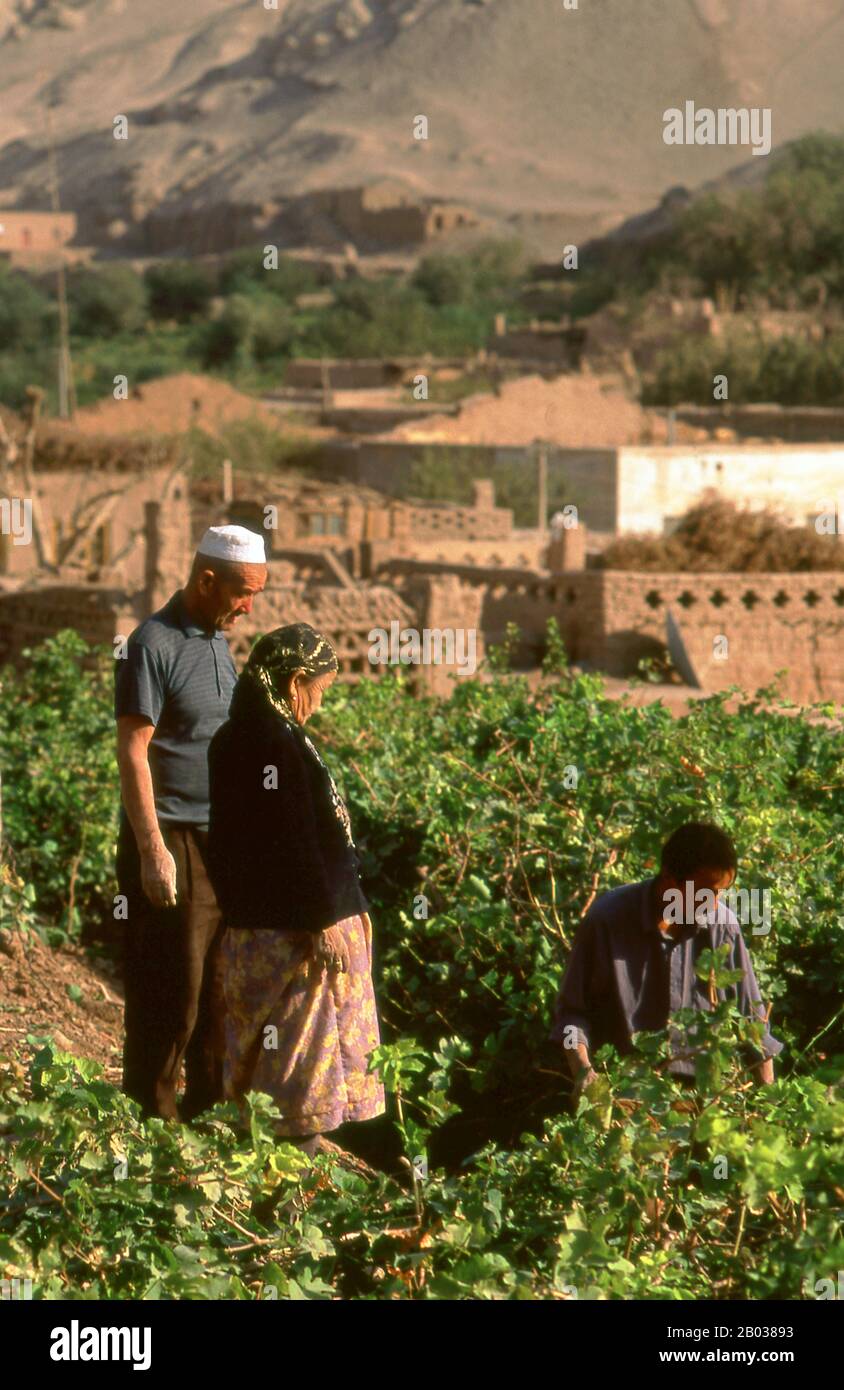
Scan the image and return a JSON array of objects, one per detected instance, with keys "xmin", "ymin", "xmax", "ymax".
[{"xmin": 3, "ymin": 410, "xmax": 844, "ymax": 700}]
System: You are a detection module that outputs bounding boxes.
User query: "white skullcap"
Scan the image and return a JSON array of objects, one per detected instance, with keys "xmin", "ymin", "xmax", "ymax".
[{"xmin": 196, "ymin": 524, "xmax": 266, "ymax": 565}]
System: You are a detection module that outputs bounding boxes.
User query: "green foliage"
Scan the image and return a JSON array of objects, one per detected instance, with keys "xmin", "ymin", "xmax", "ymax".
[
  {"xmin": 411, "ymin": 254, "xmax": 477, "ymax": 307},
  {"xmin": 0, "ymin": 632, "xmax": 118, "ymax": 933},
  {"xmin": 404, "ymin": 445, "xmax": 491, "ymax": 504},
  {"xmin": 411, "ymin": 239, "xmax": 526, "ymax": 309},
  {"xmin": 643, "ymin": 328, "xmax": 844, "ymax": 408},
  {"xmin": 0, "ymin": 350, "xmax": 58, "ymax": 413},
  {"xmin": 183, "ymin": 417, "xmax": 322, "ymax": 482},
  {"xmin": 0, "ymin": 240, "xmax": 529, "ymax": 408},
  {"xmin": 144, "ymin": 261, "xmax": 216, "ymax": 322},
  {"xmin": 3, "ymin": 631, "xmax": 844, "ymax": 1055},
  {"xmin": 666, "ymin": 134, "xmax": 844, "ymax": 308},
  {"xmin": 0, "ymin": 862, "xmax": 39, "ymax": 936},
  {"xmin": 398, "ymin": 446, "xmax": 587, "ymax": 527},
  {"xmin": 70, "ymin": 326, "xmax": 197, "ymax": 406},
  {"xmin": 318, "ymin": 659, "xmax": 844, "ymax": 1086},
  {"xmin": 2, "ymin": 631, "xmax": 844, "ymax": 1297},
  {"xmin": 0, "ymin": 267, "xmax": 55, "ymax": 351},
  {"xmin": 67, "ymin": 266, "xmax": 147, "ymax": 338},
  {"xmin": 1, "ymin": 1029, "xmax": 841, "ymax": 1299},
  {"xmin": 0, "ymin": 268, "xmax": 57, "ymax": 410},
  {"xmin": 196, "ymin": 291, "xmax": 293, "ymax": 369},
  {"xmin": 217, "ymin": 249, "xmax": 321, "ymax": 300},
  {"xmin": 588, "ymin": 134, "xmax": 844, "ymax": 316},
  {"xmin": 300, "ymin": 279, "xmax": 441, "ymax": 357}
]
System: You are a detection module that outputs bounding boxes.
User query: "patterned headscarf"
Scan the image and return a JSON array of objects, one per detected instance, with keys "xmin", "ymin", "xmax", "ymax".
[
  {"xmin": 232, "ymin": 623, "xmax": 353, "ymax": 847},
  {"xmin": 243, "ymin": 623, "xmax": 339, "ymax": 725}
]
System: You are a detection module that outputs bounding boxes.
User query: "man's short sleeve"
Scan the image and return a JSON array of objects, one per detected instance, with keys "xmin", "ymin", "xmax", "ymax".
[
  {"xmin": 114, "ymin": 641, "xmax": 164, "ymax": 726},
  {"xmin": 548, "ymin": 910, "xmax": 600, "ymax": 1050},
  {"xmin": 731, "ymin": 928, "xmax": 784, "ymax": 1062}
]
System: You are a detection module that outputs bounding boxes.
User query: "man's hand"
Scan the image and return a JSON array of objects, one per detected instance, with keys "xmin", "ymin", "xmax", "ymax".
[
  {"xmin": 140, "ymin": 841, "xmax": 178, "ymax": 909},
  {"xmin": 574, "ymin": 1066, "xmax": 599, "ymax": 1098},
  {"xmin": 312, "ymin": 924, "xmax": 351, "ymax": 974},
  {"xmin": 117, "ymin": 716, "xmax": 176, "ymax": 908}
]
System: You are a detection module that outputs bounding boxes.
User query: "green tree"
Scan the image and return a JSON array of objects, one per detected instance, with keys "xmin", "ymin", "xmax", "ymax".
[
  {"xmin": 0, "ymin": 266, "xmax": 55, "ymax": 350},
  {"xmin": 144, "ymin": 260, "xmax": 215, "ymax": 321},
  {"xmin": 67, "ymin": 265, "xmax": 147, "ymax": 338},
  {"xmin": 218, "ymin": 247, "xmax": 320, "ymax": 299}
]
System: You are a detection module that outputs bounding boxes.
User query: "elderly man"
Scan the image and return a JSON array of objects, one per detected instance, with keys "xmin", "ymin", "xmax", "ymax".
[
  {"xmin": 115, "ymin": 525, "xmax": 267, "ymax": 1121},
  {"xmin": 551, "ymin": 821, "xmax": 783, "ymax": 1097}
]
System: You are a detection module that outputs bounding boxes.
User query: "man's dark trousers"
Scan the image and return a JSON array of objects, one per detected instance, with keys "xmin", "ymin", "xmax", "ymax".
[{"xmin": 117, "ymin": 817, "xmax": 225, "ymax": 1122}]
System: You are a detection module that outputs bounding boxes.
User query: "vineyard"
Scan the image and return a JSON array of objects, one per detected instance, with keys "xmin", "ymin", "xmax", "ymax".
[{"xmin": 1, "ymin": 629, "xmax": 843, "ymax": 1300}]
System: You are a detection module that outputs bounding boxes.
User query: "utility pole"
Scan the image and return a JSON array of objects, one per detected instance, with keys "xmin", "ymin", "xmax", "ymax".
[
  {"xmin": 45, "ymin": 101, "xmax": 76, "ymax": 420},
  {"xmin": 320, "ymin": 356, "xmax": 333, "ymax": 412},
  {"xmin": 536, "ymin": 438, "xmax": 548, "ymax": 532}
]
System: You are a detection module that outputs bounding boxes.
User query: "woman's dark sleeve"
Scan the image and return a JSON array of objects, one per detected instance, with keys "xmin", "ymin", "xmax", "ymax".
[{"xmin": 209, "ymin": 721, "xmax": 361, "ymax": 933}]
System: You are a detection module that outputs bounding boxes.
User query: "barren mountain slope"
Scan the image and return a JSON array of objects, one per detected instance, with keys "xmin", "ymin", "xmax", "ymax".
[{"xmin": 1, "ymin": 0, "xmax": 843, "ymax": 250}]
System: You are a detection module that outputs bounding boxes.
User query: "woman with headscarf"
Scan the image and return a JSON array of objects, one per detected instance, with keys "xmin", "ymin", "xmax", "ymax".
[{"xmin": 206, "ymin": 623, "xmax": 386, "ymax": 1157}]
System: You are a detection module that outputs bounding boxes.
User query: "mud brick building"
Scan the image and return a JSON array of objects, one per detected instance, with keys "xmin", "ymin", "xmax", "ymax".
[
  {"xmin": 323, "ymin": 439, "xmax": 844, "ymax": 536},
  {"xmin": 372, "ymin": 551, "xmax": 844, "ymax": 703},
  {"xmin": 289, "ymin": 182, "xmax": 479, "ymax": 250},
  {"xmin": 589, "ymin": 571, "xmax": 844, "ymax": 704},
  {"xmin": 5, "ymin": 436, "xmax": 844, "ymax": 701},
  {"xmin": 0, "ymin": 210, "xmax": 78, "ymax": 266}
]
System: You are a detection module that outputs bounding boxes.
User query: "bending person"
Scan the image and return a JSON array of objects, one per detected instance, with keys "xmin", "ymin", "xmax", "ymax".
[
  {"xmin": 550, "ymin": 821, "xmax": 783, "ymax": 1098},
  {"xmin": 207, "ymin": 623, "xmax": 385, "ymax": 1156}
]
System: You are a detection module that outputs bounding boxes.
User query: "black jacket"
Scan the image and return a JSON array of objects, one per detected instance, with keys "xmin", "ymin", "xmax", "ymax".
[{"xmin": 207, "ymin": 701, "xmax": 368, "ymax": 933}]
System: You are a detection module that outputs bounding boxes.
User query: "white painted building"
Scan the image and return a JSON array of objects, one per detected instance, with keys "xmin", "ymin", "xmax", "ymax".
[{"xmin": 553, "ymin": 444, "xmax": 844, "ymax": 535}]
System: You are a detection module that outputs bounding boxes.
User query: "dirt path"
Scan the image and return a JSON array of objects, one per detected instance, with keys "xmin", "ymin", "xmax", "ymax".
[{"xmin": 0, "ymin": 926, "xmax": 123, "ymax": 1078}]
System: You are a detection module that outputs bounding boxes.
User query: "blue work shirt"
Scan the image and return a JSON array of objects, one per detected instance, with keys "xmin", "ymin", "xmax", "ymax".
[
  {"xmin": 114, "ymin": 590, "xmax": 237, "ymax": 825},
  {"xmin": 549, "ymin": 878, "xmax": 783, "ymax": 1076}
]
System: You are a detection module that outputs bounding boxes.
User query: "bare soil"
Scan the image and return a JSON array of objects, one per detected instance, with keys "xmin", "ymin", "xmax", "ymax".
[
  {"xmin": 50, "ymin": 373, "xmax": 296, "ymax": 441},
  {"xmin": 382, "ymin": 371, "xmax": 711, "ymax": 449},
  {"xmin": 0, "ymin": 924, "xmax": 123, "ymax": 1078}
]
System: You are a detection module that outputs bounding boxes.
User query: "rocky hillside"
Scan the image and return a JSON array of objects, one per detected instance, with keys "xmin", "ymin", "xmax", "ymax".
[{"xmin": 2, "ymin": 0, "xmax": 844, "ymax": 255}]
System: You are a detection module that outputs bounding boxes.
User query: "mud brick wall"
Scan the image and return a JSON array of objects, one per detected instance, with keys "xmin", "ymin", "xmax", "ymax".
[
  {"xmin": 224, "ymin": 577, "xmax": 419, "ymax": 683},
  {"xmin": 598, "ymin": 572, "xmax": 844, "ymax": 701},
  {"xmin": 143, "ymin": 478, "xmax": 192, "ymax": 612},
  {"xmin": 402, "ymin": 501, "xmax": 512, "ymax": 541},
  {"xmin": 0, "ymin": 586, "xmax": 134, "ymax": 667},
  {"xmin": 398, "ymin": 574, "xmax": 486, "ymax": 695},
  {"xmin": 676, "ymin": 404, "xmax": 844, "ymax": 443},
  {"xmin": 366, "ymin": 533, "xmax": 545, "ymax": 574},
  {"xmin": 377, "ymin": 560, "xmax": 603, "ymax": 668}
]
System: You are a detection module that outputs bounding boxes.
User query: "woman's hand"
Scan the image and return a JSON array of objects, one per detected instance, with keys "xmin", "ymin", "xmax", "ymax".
[{"xmin": 312, "ymin": 924, "xmax": 350, "ymax": 973}]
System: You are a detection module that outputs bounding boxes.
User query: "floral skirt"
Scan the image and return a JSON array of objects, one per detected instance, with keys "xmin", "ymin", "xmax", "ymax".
[{"xmin": 220, "ymin": 913, "xmax": 386, "ymax": 1137}]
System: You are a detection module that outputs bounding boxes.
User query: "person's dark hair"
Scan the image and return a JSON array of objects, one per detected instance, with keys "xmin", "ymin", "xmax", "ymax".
[{"xmin": 660, "ymin": 821, "xmax": 737, "ymax": 882}]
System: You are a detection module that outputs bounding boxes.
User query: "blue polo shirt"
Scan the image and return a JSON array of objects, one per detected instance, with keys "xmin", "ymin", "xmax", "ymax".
[{"xmin": 114, "ymin": 590, "xmax": 237, "ymax": 825}]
